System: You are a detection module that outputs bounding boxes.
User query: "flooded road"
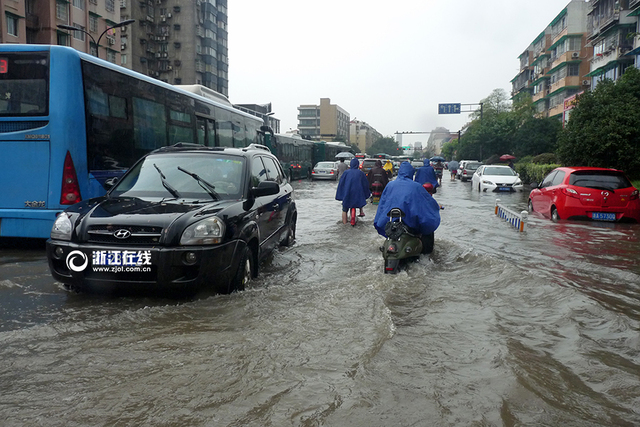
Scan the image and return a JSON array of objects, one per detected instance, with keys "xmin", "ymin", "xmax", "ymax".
[{"xmin": 1, "ymin": 176, "xmax": 640, "ymax": 426}]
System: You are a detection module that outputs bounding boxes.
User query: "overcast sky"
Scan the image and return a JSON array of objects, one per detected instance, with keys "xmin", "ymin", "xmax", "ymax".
[{"xmin": 228, "ymin": 0, "xmax": 575, "ymax": 146}]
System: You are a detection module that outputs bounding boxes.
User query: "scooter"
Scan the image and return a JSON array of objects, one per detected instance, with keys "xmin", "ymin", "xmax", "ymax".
[
  {"xmin": 380, "ymin": 208, "xmax": 428, "ymax": 274},
  {"xmin": 371, "ymin": 181, "xmax": 384, "ymax": 205}
]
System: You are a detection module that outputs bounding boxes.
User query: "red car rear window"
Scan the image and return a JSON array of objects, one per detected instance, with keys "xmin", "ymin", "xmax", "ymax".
[{"xmin": 569, "ymin": 171, "xmax": 632, "ymax": 190}]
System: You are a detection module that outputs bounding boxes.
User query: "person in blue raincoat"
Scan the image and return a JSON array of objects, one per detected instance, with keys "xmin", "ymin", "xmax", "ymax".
[
  {"xmin": 414, "ymin": 158, "xmax": 439, "ymax": 192},
  {"xmin": 335, "ymin": 157, "xmax": 371, "ymax": 224},
  {"xmin": 374, "ymin": 161, "xmax": 441, "ymax": 254}
]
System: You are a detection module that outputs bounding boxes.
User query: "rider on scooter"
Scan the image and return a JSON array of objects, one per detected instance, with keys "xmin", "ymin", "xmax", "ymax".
[
  {"xmin": 373, "ymin": 161, "xmax": 441, "ymax": 254},
  {"xmin": 414, "ymin": 159, "xmax": 440, "ymax": 193}
]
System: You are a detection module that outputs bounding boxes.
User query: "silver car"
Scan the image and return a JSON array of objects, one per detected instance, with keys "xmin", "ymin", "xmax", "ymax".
[
  {"xmin": 311, "ymin": 161, "xmax": 339, "ymax": 180},
  {"xmin": 458, "ymin": 161, "xmax": 482, "ymax": 182}
]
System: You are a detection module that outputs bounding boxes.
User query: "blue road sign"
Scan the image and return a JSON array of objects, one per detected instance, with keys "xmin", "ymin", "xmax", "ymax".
[{"xmin": 438, "ymin": 103, "xmax": 461, "ymax": 114}]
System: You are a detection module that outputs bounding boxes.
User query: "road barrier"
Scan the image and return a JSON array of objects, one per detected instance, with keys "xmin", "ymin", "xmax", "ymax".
[{"xmin": 495, "ymin": 199, "xmax": 527, "ymax": 232}]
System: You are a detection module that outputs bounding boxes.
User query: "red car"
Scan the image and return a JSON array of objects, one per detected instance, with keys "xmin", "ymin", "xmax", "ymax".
[{"xmin": 528, "ymin": 167, "xmax": 640, "ymax": 222}]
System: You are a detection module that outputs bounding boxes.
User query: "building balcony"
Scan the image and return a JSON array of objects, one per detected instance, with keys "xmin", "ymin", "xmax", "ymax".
[
  {"xmin": 588, "ymin": 12, "xmax": 620, "ymax": 39},
  {"xmin": 548, "ymin": 103, "xmax": 564, "ymax": 118},
  {"xmin": 549, "ymin": 75, "xmax": 580, "ymax": 94},
  {"xmin": 550, "ymin": 51, "xmax": 581, "ymax": 69},
  {"xmin": 532, "ymin": 89, "xmax": 548, "ymax": 103},
  {"xmin": 631, "ymin": 0, "xmax": 640, "ymax": 8}
]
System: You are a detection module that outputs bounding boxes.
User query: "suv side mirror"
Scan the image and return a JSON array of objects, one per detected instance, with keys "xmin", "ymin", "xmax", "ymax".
[
  {"xmin": 530, "ymin": 182, "xmax": 539, "ymax": 189},
  {"xmin": 252, "ymin": 181, "xmax": 279, "ymax": 197}
]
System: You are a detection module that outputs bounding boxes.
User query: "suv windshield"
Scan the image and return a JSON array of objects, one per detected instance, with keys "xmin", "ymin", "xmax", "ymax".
[
  {"xmin": 112, "ymin": 153, "xmax": 245, "ymax": 199},
  {"xmin": 569, "ymin": 171, "xmax": 632, "ymax": 190}
]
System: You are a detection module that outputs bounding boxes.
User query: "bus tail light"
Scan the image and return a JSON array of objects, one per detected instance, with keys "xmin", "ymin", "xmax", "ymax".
[{"xmin": 60, "ymin": 151, "xmax": 82, "ymax": 205}]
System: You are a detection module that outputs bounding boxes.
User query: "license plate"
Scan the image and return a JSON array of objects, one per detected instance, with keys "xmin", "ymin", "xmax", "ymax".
[
  {"xmin": 498, "ymin": 187, "xmax": 510, "ymax": 191},
  {"xmin": 592, "ymin": 212, "xmax": 616, "ymax": 221},
  {"xmin": 319, "ymin": 171, "xmax": 326, "ymax": 173}
]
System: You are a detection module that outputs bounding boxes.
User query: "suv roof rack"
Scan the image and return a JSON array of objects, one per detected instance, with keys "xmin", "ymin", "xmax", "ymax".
[{"xmin": 244, "ymin": 143, "xmax": 271, "ymax": 152}]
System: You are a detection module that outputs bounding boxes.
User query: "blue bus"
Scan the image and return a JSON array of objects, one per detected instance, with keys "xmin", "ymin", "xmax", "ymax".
[{"xmin": 0, "ymin": 45, "xmax": 268, "ymax": 239}]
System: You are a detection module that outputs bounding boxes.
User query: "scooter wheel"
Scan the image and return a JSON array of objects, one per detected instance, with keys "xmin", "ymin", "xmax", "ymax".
[{"xmin": 384, "ymin": 258, "xmax": 400, "ymax": 274}]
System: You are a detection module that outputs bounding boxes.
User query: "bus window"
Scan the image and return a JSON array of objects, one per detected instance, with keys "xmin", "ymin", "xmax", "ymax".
[
  {"xmin": 168, "ymin": 108, "xmax": 193, "ymax": 144},
  {"xmin": 207, "ymin": 119, "xmax": 216, "ymax": 146},
  {"xmin": 233, "ymin": 120, "xmax": 245, "ymax": 148},
  {"xmin": 133, "ymin": 97, "xmax": 167, "ymax": 150},
  {"xmin": 196, "ymin": 117, "xmax": 216, "ymax": 146},
  {"xmin": 0, "ymin": 52, "xmax": 49, "ymax": 116},
  {"xmin": 216, "ymin": 108, "xmax": 233, "ymax": 147},
  {"xmin": 197, "ymin": 117, "xmax": 206, "ymax": 145}
]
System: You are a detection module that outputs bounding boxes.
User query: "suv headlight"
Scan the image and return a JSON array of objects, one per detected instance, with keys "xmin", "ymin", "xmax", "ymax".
[
  {"xmin": 51, "ymin": 213, "xmax": 73, "ymax": 241},
  {"xmin": 180, "ymin": 216, "xmax": 226, "ymax": 245}
]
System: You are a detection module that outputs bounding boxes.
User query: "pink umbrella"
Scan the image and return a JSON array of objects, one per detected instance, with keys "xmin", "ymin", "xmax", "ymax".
[{"xmin": 499, "ymin": 154, "xmax": 516, "ymax": 161}]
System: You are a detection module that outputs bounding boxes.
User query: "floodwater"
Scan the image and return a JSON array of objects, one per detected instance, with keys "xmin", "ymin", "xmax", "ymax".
[{"xmin": 1, "ymin": 175, "xmax": 640, "ymax": 426}]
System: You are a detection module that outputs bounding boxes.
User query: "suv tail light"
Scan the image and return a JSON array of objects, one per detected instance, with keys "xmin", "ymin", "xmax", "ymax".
[
  {"xmin": 60, "ymin": 151, "xmax": 82, "ymax": 205},
  {"xmin": 562, "ymin": 187, "xmax": 580, "ymax": 199}
]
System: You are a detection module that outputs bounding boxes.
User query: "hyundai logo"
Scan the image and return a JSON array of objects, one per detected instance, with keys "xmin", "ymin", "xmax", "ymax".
[
  {"xmin": 601, "ymin": 191, "xmax": 610, "ymax": 197},
  {"xmin": 114, "ymin": 229, "xmax": 132, "ymax": 239}
]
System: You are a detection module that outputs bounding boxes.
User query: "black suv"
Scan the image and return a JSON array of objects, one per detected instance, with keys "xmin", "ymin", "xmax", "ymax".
[{"xmin": 46, "ymin": 144, "xmax": 297, "ymax": 296}]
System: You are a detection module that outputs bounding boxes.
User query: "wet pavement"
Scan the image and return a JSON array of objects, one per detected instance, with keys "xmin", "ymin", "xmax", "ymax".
[{"xmin": 1, "ymin": 176, "xmax": 639, "ymax": 426}]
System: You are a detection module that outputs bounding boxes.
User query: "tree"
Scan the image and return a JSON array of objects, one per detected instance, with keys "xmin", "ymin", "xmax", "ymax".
[
  {"xmin": 366, "ymin": 136, "xmax": 400, "ymax": 156},
  {"xmin": 558, "ymin": 66, "xmax": 640, "ymax": 176}
]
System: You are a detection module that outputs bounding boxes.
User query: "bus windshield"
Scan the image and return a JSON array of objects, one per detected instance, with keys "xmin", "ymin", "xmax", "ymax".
[{"xmin": 0, "ymin": 52, "xmax": 49, "ymax": 116}]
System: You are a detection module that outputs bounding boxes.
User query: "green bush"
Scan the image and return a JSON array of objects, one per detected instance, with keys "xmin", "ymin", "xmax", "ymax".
[
  {"xmin": 531, "ymin": 152, "xmax": 558, "ymax": 164},
  {"xmin": 516, "ymin": 163, "xmax": 560, "ymax": 184}
]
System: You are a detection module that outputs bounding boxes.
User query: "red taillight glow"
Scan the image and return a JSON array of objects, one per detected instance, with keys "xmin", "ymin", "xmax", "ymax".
[
  {"xmin": 562, "ymin": 187, "xmax": 580, "ymax": 198},
  {"xmin": 60, "ymin": 151, "xmax": 81, "ymax": 205}
]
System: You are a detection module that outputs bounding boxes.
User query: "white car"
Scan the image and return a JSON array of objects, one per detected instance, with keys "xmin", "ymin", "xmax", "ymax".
[{"xmin": 472, "ymin": 165, "xmax": 524, "ymax": 193}]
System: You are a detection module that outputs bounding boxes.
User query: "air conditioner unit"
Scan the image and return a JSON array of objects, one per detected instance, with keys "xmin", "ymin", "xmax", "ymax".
[
  {"xmin": 167, "ymin": 13, "xmax": 172, "ymax": 18},
  {"xmin": 162, "ymin": 16, "xmax": 166, "ymax": 22},
  {"xmin": 107, "ymin": 37, "xmax": 115, "ymax": 45},
  {"xmin": 155, "ymin": 52, "xmax": 161, "ymax": 58},
  {"xmin": 571, "ymin": 52, "xmax": 580, "ymax": 59},
  {"xmin": 162, "ymin": 52, "xmax": 168, "ymax": 57},
  {"xmin": 168, "ymin": 66, "xmax": 172, "ymax": 70},
  {"xmin": 582, "ymin": 79, "xmax": 591, "ymax": 86}
]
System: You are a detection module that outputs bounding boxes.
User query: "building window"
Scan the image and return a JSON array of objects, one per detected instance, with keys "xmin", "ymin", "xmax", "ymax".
[
  {"xmin": 175, "ymin": 78, "xmax": 182, "ymax": 84},
  {"xmin": 174, "ymin": 24, "xmax": 181, "ymax": 31},
  {"xmin": 73, "ymin": 0, "xmax": 84, "ymax": 10},
  {"xmin": 72, "ymin": 24, "xmax": 86, "ymax": 41},
  {"xmin": 89, "ymin": 16, "xmax": 98, "ymax": 32},
  {"xmin": 105, "ymin": 0, "xmax": 115, "ymax": 13},
  {"xmin": 57, "ymin": 32, "xmax": 69, "ymax": 46},
  {"xmin": 6, "ymin": 13, "xmax": 19, "ymax": 37},
  {"xmin": 56, "ymin": 1, "xmax": 68, "ymax": 21},
  {"xmin": 121, "ymin": 54, "xmax": 127, "ymax": 66},
  {"xmin": 106, "ymin": 50, "xmax": 116, "ymax": 63}
]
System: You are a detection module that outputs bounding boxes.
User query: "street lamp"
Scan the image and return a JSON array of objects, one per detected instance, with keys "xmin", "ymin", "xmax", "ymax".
[{"xmin": 57, "ymin": 19, "xmax": 135, "ymax": 58}]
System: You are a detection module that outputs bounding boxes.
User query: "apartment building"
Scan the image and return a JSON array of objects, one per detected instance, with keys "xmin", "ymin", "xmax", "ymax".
[
  {"xmin": 512, "ymin": 0, "xmax": 591, "ymax": 119},
  {"xmin": 585, "ymin": 0, "xmax": 636, "ymax": 87},
  {"xmin": 1, "ymin": 0, "xmax": 228, "ymax": 97},
  {"xmin": 122, "ymin": 0, "xmax": 228, "ymax": 96},
  {"xmin": 1, "ymin": 0, "xmax": 125, "ymax": 63},
  {"xmin": 349, "ymin": 119, "xmax": 381, "ymax": 153},
  {"xmin": 297, "ymin": 98, "xmax": 350, "ymax": 143}
]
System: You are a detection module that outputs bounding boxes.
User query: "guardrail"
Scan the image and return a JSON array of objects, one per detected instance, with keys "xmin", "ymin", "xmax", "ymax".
[{"xmin": 495, "ymin": 199, "xmax": 528, "ymax": 232}]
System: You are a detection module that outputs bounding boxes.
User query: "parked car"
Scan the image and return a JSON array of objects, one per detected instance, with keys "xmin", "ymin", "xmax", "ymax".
[
  {"xmin": 311, "ymin": 161, "xmax": 339, "ymax": 180},
  {"xmin": 472, "ymin": 165, "xmax": 524, "ymax": 192},
  {"xmin": 528, "ymin": 167, "xmax": 640, "ymax": 222},
  {"xmin": 360, "ymin": 158, "xmax": 379, "ymax": 175},
  {"xmin": 46, "ymin": 143, "xmax": 297, "ymax": 296},
  {"xmin": 458, "ymin": 161, "xmax": 482, "ymax": 182}
]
